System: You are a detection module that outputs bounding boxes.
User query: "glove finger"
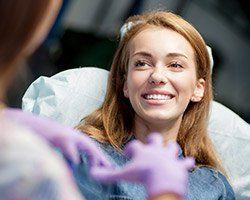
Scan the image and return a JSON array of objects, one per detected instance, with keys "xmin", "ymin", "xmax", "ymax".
[
  {"xmin": 74, "ymin": 134, "xmax": 112, "ymax": 168},
  {"xmin": 147, "ymin": 132, "xmax": 163, "ymax": 146},
  {"xmin": 123, "ymin": 140, "xmax": 143, "ymax": 157},
  {"xmin": 77, "ymin": 142, "xmax": 111, "ymax": 168},
  {"xmin": 90, "ymin": 164, "xmax": 140, "ymax": 183},
  {"xmin": 90, "ymin": 167, "xmax": 117, "ymax": 183},
  {"xmin": 62, "ymin": 142, "xmax": 80, "ymax": 164},
  {"xmin": 88, "ymin": 154, "xmax": 112, "ymax": 168},
  {"xmin": 165, "ymin": 141, "xmax": 180, "ymax": 156}
]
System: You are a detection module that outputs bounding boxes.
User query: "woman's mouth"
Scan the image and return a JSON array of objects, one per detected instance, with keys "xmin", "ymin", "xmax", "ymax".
[{"xmin": 143, "ymin": 94, "xmax": 173, "ymax": 100}]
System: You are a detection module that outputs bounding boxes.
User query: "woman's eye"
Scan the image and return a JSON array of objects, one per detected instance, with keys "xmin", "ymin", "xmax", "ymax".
[
  {"xmin": 170, "ymin": 62, "xmax": 182, "ymax": 68},
  {"xmin": 135, "ymin": 60, "xmax": 149, "ymax": 67}
]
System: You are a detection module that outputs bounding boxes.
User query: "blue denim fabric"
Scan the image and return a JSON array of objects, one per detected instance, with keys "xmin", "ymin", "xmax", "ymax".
[{"xmin": 74, "ymin": 140, "xmax": 235, "ymax": 200}]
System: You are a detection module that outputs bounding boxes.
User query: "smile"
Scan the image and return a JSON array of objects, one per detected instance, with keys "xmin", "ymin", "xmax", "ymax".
[{"xmin": 143, "ymin": 94, "xmax": 173, "ymax": 100}]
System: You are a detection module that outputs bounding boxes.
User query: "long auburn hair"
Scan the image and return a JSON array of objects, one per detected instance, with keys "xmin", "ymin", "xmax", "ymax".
[{"xmin": 77, "ymin": 11, "xmax": 225, "ymax": 173}]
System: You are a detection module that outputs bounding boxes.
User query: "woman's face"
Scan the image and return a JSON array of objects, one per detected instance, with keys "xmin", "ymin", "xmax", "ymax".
[{"xmin": 123, "ymin": 27, "xmax": 205, "ymax": 127}]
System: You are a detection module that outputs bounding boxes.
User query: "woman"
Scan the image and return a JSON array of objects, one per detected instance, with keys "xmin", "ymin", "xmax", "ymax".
[{"xmin": 76, "ymin": 11, "xmax": 235, "ymax": 199}]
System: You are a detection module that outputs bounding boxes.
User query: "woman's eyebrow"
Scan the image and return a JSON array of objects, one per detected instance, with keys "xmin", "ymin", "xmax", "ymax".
[
  {"xmin": 131, "ymin": 51, "xmax": 189, "ymax": 60},
  {"xmin": 132, "ymin": 51, "xmax": 152, "ymax": 58},
  {"xmin": 166, "ymin": 52, "xmax": 188, "ymax": 59}
]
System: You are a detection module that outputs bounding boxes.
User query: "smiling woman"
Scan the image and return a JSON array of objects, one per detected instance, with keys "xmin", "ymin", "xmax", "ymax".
[
  {"xmin": 76, "ymin": 11, "xmax": 235, "ymax": 200},
  {"xmin": 124, "ymin": 27, "xmax": 205, "ymax": 142}
]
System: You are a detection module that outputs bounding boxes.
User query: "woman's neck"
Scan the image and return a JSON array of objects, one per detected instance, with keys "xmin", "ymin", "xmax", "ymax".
[{"xmin": 133, "ymin": 115, "xmax": 182, "ymax": 144}]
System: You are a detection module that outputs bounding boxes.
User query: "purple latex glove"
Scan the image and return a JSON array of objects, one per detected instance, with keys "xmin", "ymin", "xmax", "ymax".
[
  {"xmin": 91, "ymin": 133, "xmax": 194, "ymax": 199},
  {"xmin": 3, "ymin": 108, "xmax": 111, "ymax": 168}
]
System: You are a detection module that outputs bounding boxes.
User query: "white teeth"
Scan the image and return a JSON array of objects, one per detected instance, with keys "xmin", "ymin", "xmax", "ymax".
[{"xmin": 145, "ymin": 94, "xmax": 171, "ymax": 100}]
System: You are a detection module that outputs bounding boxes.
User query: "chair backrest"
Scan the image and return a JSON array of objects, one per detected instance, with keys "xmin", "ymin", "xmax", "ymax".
[
  {"xmin": 22, "ymin": 67, "xmax": 108, "ymax": 127},
  {"xmin": 22, "ymin": 67, "xmax": 250, "ymax": 199}
]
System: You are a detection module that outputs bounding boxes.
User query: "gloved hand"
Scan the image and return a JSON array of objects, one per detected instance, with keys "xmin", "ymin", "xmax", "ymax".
[
  {"xmin": 3, "ymin": 108, "xmax": 111, "ymax": 168},
  {"xmin": 91, "ymin": 133, "xmax": 194, "ymax": 199}
]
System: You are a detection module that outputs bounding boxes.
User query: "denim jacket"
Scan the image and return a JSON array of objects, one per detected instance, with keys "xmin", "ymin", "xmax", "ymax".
[{"xmin": 74, "ymin": 140, "xmax": 235, "ymax": 200}]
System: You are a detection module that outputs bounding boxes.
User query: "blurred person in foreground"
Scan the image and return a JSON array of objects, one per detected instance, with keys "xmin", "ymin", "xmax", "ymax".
[{"xmin": 0, "ymin": 0, "xmax": 110, "ymax": 199}]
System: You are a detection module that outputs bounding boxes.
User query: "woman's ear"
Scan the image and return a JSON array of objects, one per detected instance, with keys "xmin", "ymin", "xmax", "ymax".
[
  {"xmin": 123, "ymin": 79, "xmax": 129, "ymax": 98},
  {"xmin": 191, "ymin": 78, "xmax": 205, "ymax": 102}
]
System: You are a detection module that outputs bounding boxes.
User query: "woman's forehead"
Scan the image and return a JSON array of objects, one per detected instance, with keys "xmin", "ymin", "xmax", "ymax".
[{"xmin": 128, "ymin": 27, "xmax": 195, "ymax": 61}]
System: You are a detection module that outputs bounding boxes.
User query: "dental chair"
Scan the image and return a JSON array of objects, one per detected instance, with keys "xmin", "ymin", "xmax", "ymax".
[{"xmin": 22, "ymin": 66, "xmax": 250, "ymax": 199}]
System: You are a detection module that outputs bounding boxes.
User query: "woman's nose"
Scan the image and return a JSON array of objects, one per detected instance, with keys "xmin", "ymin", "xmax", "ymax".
[{"xmin": 148, "ymin": 67, "xmax": 168, "ymax": 85}]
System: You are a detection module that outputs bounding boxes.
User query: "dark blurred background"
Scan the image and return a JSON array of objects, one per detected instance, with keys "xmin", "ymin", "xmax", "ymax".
[{"xmin": 7, "ymin": 0, "xmax": 250, "ymax": 123}]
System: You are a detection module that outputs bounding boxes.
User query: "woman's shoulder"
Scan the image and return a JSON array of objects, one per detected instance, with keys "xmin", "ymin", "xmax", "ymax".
[
  {"xmin": 186, "ymin": 166, "xmax": 235, "ymax": 200},
  {"xmin": 190, "ymin": 166, "xmax": 233, "ymax": 186}
]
